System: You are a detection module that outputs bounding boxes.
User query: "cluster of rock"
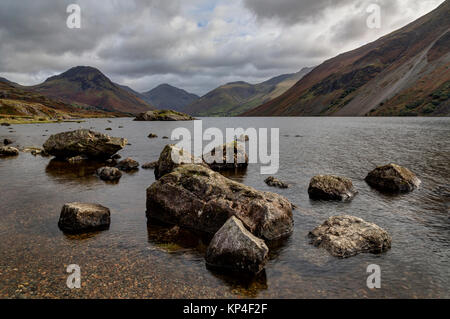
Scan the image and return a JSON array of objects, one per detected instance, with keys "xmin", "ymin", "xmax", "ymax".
[
  {"xmin": 42, "ymin": 128, "xmax": 421, "ymax": 272},
  {"xmin": 145, "ymin": 145, "xmax": 293, "ymax": 273},
  {"xmin": 134, "ymin": 110, "xmax": 195, "ymax": 121},
  {"xmin": 304, "ymin": 164, "xmax": 420, "ymax": 257}
]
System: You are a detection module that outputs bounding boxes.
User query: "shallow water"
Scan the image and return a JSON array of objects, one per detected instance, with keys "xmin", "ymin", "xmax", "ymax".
[{"xmin": 0, "ymin": 117, "xmax": 449, "ymax": 298}]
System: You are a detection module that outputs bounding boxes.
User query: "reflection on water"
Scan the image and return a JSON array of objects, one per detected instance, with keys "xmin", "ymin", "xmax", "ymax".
[{"xmin": 0, "ymin": 117, "xmax": 449, "ymax": 298}]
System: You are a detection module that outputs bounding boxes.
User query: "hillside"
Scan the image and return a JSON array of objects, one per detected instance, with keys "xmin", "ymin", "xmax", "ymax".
[
  {"xmin": 31, "ymin": 66, "xmax": 154, "ymax": 115},
  {"xmin": 0, "ymin": 80, "xmax": 112, "ymax": 120},
  {"xmin": 244, "ymin": 1, "xmax": 450, "ymax": 117},
  {"xmin": 184, "ymin": 67, "xmax": 313, "ymax": 116},
  {"xmin": 140, "ymin": 84, "xmax": 199, "ymax": 112}
]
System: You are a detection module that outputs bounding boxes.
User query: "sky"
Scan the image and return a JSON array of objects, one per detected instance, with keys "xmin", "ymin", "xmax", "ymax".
[{"xmin": 0, "ymin": 0, "xmax": 445, "ymax": 96}]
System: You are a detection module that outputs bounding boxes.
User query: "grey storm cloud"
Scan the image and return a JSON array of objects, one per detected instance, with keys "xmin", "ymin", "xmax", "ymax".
[{"xmin": 0, "ymin": 0, "xmax": 445, "ymax": 95}]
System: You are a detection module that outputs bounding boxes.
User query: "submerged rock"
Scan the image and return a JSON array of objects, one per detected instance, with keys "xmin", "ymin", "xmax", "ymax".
[
  {"xmin": 308, "ymin": 215, "xmax": 392, "ymax": 258},
  {"xmin": 0, "ymin": 146, "xmax": 19, "ymax": 156},
  {"xmin": 206, "ymin": 216, "xmax": 269, "ymax": 274},
  {"xmin": 146, "ymin": 164, "xmax": 293, "ymax": 241},
  {"xmin": 115, "ymin": 157, "xmax": 139, "ymax": 171},
  {"xmin": 58, "ymin": 202, "xmax": 111, "ymax": 234},
  {"xmin": 67, "ymin": 155, "xmax": 88, "ymax": 164},
  {"xmin": 43, "ymin": 129, "xmax": 127, "ymax": 160},
  {"xmin": 203, "ymin": 141, "xmax": 248, "ymax": 171},
  {"xmin": 265, "ymin": 176, "xmax": 289, "ymax": 189},
  {"xmin": 142, "ymin": 161, "xmax": 158, "ymax": 169},
  {"xmin": 154, "ymin": 144, "xmax": 206, "ymax": 179},
  {"xmin": 148, "ymin": 133, "xmax": 158, "ymax": 138},
  {"xmin": 308, "ymin": 175, "xmax": 358, "ymax": 201},
  {"xmin": 134, "ymin": 109, "xmax": 195, "ymax": 121},
  {"xmin": 96, "ymin": 166, "xmax": 122, "ymax": 181},
  {"xmin": 365, "ymin": 163, "xmax": 421, "ymax": 193}
]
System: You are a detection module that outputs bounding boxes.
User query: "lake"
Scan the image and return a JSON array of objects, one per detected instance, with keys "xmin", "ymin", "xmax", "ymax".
[{"xmin": 0, "ymin": 117, "xmax": 449, "ymax": 298}]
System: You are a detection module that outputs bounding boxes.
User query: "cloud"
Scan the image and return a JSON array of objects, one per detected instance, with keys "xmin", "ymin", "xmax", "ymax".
[{"xmin": 0, "ymin": 0, "xmax": 445, "ymax": 95}]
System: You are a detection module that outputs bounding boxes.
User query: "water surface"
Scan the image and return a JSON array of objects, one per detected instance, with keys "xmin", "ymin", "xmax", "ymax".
[{"xmin": 0, "ymin": 117, "xmax": 449, "ymax": 298}]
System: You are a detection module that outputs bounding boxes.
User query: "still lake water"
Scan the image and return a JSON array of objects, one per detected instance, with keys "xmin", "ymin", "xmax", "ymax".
[{"xmin": 0, "ymin": 117, "xmax": 449, "ymax": 298}]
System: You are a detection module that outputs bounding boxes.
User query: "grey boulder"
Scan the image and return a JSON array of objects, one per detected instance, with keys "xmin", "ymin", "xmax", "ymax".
[
  {"xmin": 308, "ymin": 175, "xmax": 358, "ymax": 201},
  {"xmin": 365, "ymin": 163, "xmax": 421, "ymax": 193},
  {"xmin": 206, "ymin": 216, "xmax": 269, "ymax": 274},
  {"xmin": 146, "ymin": 164, "xmax": 293, "ymax": 241},
  {"xmin": 43, "ymin": 129, "xmax": 127, "ymax": 159},
  {"xmin": 58, "ymin": 202, "xmax": 111, "ymax": 234},
  {"xmin": 96, "ymin": 166, "xmax": 122, "ymax": 181},
  {"xmin": 308, "ymin": 215, "xmax": 392, "ymax": 258}
]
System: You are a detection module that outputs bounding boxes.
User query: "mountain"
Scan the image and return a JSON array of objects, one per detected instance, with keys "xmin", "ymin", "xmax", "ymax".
[
  {"xmin": 184, "ymin": 67, "xmax": 314, "ymax": 116},
  {"xmin": 31, "ymin": 66, "xmax": 154, "ymax": 115},
  {"xmin": 244, "ymin": 1, "xmax": 450, "ymax": 117},
  {"xmin": 140, "ymin": 84, "xmax": 199, "ymax": 112},
  {"xmin": 0, "ymin": 80, "xmax": 111, "ymax": 119}
]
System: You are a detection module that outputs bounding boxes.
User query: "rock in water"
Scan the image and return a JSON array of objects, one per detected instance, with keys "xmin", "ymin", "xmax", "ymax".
[
  {"xmin": 3, "ymin": 138, "xmax": 13, "ymax": 145},
  {"xmin": 365, "ymin": 163, "xmax": 421, "ymax": 193},
  {"xmin": 206, "ymin": 216, "xmax": 269, "ymax": 274},
  {"xmin": 43, "ymin": 129, "xmax": 127, "ymax": 160},
  {"xmin": 0, "ymin": 146, "xmax": 19, "ymax": 156},
  {"xmin": 308, "ymin": 215, "xmax": 392, "ymax": 258},
  {"xmin": 146, "ymin": 164, "xmax": 293, "ymax": 241},
  {"xmin": 115, "ymin": 157, "xmax": 139, "ymax": 171},
  {"xmin": 142, "ymin": 161, "xmax": 158, "ymax": 169},
  {"xmin": 134, "ymin": 109, "xmax": 195, "ymax": 121},
  {"xmin": 203, "ymin": 141, "xmax": 248, "ymax": 171},
  {"xmin": 154, "ymin": 144, "xmax": 205, "ymax": 179},
  {"xmin": 265, "ymin": 176, "xmax": 289, "ymax": 189},
  {"xmin": 58, "ymin": 202, "xmax": 111, "ymax": 234},
  {"xmin": 96, "ymin": 166, "xmax": 122, "ymax": 181},
  {"xmin": 148, "ymin": 133, "xmax": 158, "ymax": 138},
  {"xmin": 308, "ymin": 175, "xmax": 358, "ymax": 201}
]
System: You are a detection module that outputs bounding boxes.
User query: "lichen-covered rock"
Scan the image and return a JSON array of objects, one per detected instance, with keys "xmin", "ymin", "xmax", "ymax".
[
  {"xmin": 134, "ymin": 110, "xmax": 195, "ymax": 121},
  {"xmin": 43, "ymin": 129, "xmax": 127, "ymax": 159},
  {"xmin": 206, "ymin": 216, "xmax": 269, "ymax": 274},
  {"xmin": 146, "ymin": 164, "xmax": 293, "ymax": 241},
  {"xmin": 203, "ymin": 141, "xmax": 248, "ymax": 171},
  {"xmin": 308, "ymin": 175, "xmax": 358, "ymax": 201},
  {"xmin": 142, "ymin": 161, "xmax": 158, "ymax": 169},
  {"xmin": 154, "ymin": 144, "xmax": 206, "ymax": 179},
  {"xmin": 265, "ymin": 176, "xmax": 289, "ymax": 189},
  {"xmin": 115, "ymin": 157, "xmax": 139, "ymax": 171},
  {"xmin": 96, "ymin": 166, "xmax": 122, "ymax": 181},
  {"xmin": 365, "ymin": 163, "xmax": 421, "ymax": 193},
  {"xmin": 58, "ymin": 202, "xmax": 111, "ymax": 234},
  {"xmin": 0, "ymin": 146, "xmax": 19, "ymax": 156},
  {"xmin": 308, "ymin": 215, "xmax": 392, "ymax": 258}
]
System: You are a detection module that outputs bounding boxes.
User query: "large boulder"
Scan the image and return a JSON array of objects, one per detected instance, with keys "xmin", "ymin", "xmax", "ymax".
[
  {"xmin": 365, "ymin": 163, "xmax": 421, "ymax": 193},
  {"xmin": 134, "ymin": 110, "xmax": 195, "ymax": 121},
  {"xmin": 43, "ymin": 129, "xmax": 127, "ymax": 160},
  {"xmin": 206, "ymin": 216, "xmax": 269, "ymax": 274},
  {"xmin": 203, "ymin": 141, "xmax": 248, "ymax": 171},
  {"xmin": 308, "ymin": 175, "xmax": 358, "ymax": 201},
  {"xmin": 58, "ymin": 202, "xmax": 111, "ymax": 234},
  {"xmin": 96, "ymin": 166, "xmax": 122, "ymax": 181},
  {"xmin": 154, "ymin": 144, "xmax": 206, "ymax": 179},
  {"xmin": 0, "ymin": 146, "xmax": 19, "ymax": 156},
  {"xmin": 115, "ymin": 157, "xmax": 139, "ymax": 171},
  {"xmin": 146, "ymin": 164, "xmax": 293, "ymax": 241},
  {"xmin": 308, "ymin": 215, "xmax": 392, "ymax": 258}
]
